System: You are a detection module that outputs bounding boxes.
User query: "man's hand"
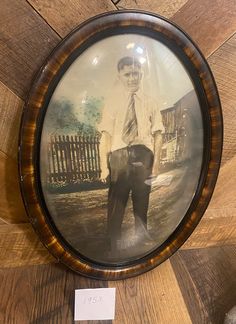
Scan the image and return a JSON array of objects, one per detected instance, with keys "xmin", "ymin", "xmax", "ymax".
[
  {"xmin": 151, "ymin": 167, "xmax": 159, "ymax": 178},
  {"xmin": 101, "ymin": 167, "xmax": 109, "ymax": 183},
  {"xmin": 99, "ymin": 131, "xmax": 111, "ymax": 183},
  {"xmin": 152, "ymin": 131, "xmax": 162, "ymax": 178}
]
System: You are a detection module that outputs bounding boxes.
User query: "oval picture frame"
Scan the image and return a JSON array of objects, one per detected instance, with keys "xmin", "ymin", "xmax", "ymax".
[{"xmin": 19, "ymin": 10, "xmax": 223, "ymax": 280}]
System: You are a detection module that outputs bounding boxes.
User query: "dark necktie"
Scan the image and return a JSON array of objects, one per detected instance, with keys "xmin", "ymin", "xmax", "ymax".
[{"xmin": 122, "ymin": 93, "xmax": 138, "ymax": 145}]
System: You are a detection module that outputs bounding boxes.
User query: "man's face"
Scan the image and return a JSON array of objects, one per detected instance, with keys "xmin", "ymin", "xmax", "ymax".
[{"xmin": 119, "ymin": 64, "xmax": 142, "ymax": 93}]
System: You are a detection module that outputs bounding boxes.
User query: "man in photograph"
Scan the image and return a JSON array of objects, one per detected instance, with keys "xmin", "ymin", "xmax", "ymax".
[{"xmin": 98, "ymin": 56, "xmax": 164, "ymax": 252}]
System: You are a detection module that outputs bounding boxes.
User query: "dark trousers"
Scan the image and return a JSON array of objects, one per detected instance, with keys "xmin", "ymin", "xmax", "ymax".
[{"xmin": 107, "ymin": 145, "xmax": 154, "ymax": 245}]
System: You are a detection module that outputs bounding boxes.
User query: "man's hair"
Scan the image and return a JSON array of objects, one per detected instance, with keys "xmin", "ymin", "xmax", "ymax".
[{"xmin": 117, "ymin": 56, "xmax": 141, "ymax": 72}]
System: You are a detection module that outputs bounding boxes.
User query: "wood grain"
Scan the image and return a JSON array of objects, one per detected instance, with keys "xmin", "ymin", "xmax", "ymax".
[
  {"xmin": 0, "ymin": 219, "xmax": 7, "ymax": 225},
  {"xmin": 182, "ymin": 208, "xmax": 236, "ymax": 249},
  {"xmin": 0, "ymin": 263, "xmax": 109, "ymax": 324},
  {"xmin": 110, "ymin": 260, "xmax": 191, "ymax": 323},
  {"xmin": 0, "ymin": 81, "xmax": 24, "ymax": 158},
  {"xmin": 0, "ymin": 223, "xmax": 54, "ymax": 267},
  {"xmin": 27, "ymin": 0, "xmax": 116, "ymax": 37},
  {"xmin": 0, "ymin": 0, "xmax": 60, "ymax": 99},
  {"xmin": 171, "ymin": 246, "xmax": 236, "ymax": 324},
  {"xmin": 172, "ymin": 0, "xmax": 236, "ymax": 57},
  {"xmin": 116, "ymin": 0, "xmax": 188, "ymax": 18},
  {"xmin": 183, "ymin": 157, "xmax": 236, "ymax": 249},
  {"xmin": 0, "ymin": 151, "xmax": 27, "ymax": 224},
  {"xmin": 208, "ymin": 155, "xmax": 236, "ymax": 209},
  {"xmin": 208, "ymin": 34, "xmax": 236, "ymax": 165},
  {"xmin": 170, "ymin": 252, "xmax": 211, "ymax": 324}
]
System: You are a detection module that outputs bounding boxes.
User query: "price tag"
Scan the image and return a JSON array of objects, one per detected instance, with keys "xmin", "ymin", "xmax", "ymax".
[{"xmin": 74, "ymin": 288, "xmax": 116, "ymax": 321}]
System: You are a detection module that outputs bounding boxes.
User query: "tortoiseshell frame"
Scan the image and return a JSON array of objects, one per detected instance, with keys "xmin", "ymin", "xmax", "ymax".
[{"xmin": 19, "ymin": 11, "xmax": 223, "ymax": 280}]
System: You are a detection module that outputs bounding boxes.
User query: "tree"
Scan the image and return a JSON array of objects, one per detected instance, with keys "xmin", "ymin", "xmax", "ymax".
[{"xmin": 44, "ymin": 96, "xmax": 104, "ymax": 136}]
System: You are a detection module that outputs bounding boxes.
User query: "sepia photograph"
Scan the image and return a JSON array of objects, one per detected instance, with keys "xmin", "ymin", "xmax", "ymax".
[{"xmin": 40, "ymin": 34, "xmax": 204, "ymax": 264}]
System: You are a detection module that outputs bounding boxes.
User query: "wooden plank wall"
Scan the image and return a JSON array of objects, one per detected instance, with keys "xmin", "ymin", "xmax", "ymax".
[{"xmin": 0, "ymin": 0, "xmax": 235, "ymax": 323}]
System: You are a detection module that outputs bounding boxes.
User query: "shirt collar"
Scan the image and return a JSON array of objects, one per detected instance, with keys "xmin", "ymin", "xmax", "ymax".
[{"xmin": 125, "ymin": 88, "xmax": 142, "ymax": 100}]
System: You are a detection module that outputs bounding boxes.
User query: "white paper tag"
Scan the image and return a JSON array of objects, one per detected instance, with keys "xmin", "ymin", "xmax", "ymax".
[{"xmin": 74, "ymin": 288, "xmax": 116, "ymax": 321}]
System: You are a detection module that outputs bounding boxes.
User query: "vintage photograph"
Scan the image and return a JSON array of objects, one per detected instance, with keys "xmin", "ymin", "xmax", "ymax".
[{"xmin": 40, "ymin": 34, "xmax": 204, "ymax": 264}]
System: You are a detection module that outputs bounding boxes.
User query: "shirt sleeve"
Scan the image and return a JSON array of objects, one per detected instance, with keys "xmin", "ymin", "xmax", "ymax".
[
  {"xmin": 150, "ymin": 99, "xmax": 165, "ymax": 134},
  {"xmin": 97, "ymin": 98, "xmax": 115, "ymax": 136}
]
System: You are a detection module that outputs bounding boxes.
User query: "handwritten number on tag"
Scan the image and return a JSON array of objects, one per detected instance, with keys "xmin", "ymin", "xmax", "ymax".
[{"xmin": 83, "ymin": 296, "xmax": 103, "ymax": 304}]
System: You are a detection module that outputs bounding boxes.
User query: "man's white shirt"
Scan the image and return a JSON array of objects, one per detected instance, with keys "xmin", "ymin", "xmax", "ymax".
[{"xmin": 98, "ymin": 86, "xmax": 164, "ymax": 152}]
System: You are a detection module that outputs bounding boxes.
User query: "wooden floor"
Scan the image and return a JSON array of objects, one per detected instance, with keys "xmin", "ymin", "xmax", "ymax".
[{"xmin": 0, "ymin": 0, "xmax": 235, "ymax": 323}]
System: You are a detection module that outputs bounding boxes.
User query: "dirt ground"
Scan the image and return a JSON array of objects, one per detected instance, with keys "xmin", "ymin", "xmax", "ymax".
[{"xmin": 45, "ymin": 160, "xmax": 201, "ymax": 264}]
